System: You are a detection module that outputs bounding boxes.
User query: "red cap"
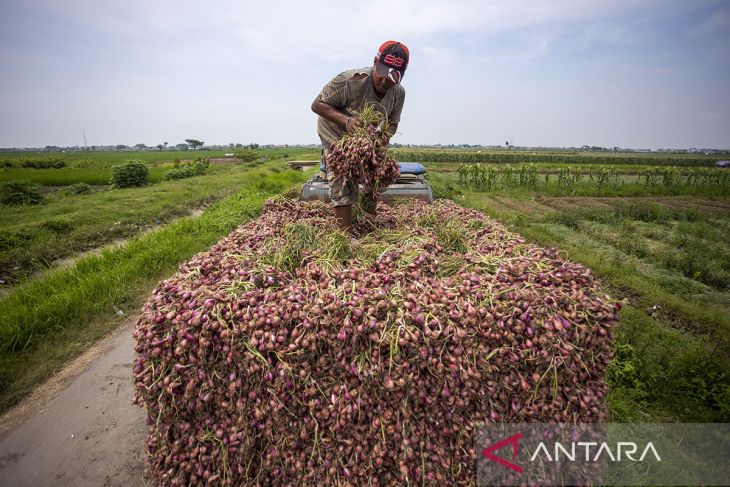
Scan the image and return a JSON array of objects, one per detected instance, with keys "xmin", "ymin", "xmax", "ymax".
[{"xmin": 375, "ymin": 41, "xmax": 409, "ymax": 83}]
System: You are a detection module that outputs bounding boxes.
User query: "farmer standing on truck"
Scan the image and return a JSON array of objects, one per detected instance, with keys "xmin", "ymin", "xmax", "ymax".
[{"xmin": 311, "ymin": 40, "xmax": 409, "ymax": 232}]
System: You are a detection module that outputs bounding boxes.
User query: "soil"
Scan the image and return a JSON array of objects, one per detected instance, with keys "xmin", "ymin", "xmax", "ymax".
[
  {"xmin": 207, "ymin": 157, "xmax": 240, "ymax": 164},
  {"xmin": 0, "ymin": 317, "xmax": 146, "ymax": 486},
  {"xmin": 491, "ymin": 196, "xmax": 555, "ymax": 216},
  {"xmin": 533, "ymin": 196, "xmax": 730, "ymax": 214}
]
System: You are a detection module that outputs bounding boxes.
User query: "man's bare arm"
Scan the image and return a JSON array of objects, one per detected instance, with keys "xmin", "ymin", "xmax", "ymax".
[{"xmin": 311, "ymin": 98, "xmax": 361, "ymax": 134}]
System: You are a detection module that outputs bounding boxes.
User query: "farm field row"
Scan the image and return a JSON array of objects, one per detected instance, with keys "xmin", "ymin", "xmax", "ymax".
[
  {"xmin": 0, "ymin": 149, "xmax": 318, "ymax": 285},
  {"xmin": 0, "ymin": 148, "xmax": 306, "ymax": 185},
  {"xmin": 0, "ymin": 167, "xmax": 312, "ymax": 413},
  {"xmin": 0, "ymin": 149, "xmax": 296, "ymax": 167},
  {"xmin": 427, "ymin": 168, "xmax": 730, "ymax": 422},
  {"xmin": 392, "ymin": 148, "xmax": 728, "ymax": 166},
  {"xmin": 425, "ymin": 160, "xmax": 730, "ymax": 174},
  {"xmin": 453, "ymin": 163, "xmax": 730, "ymax": 197}
]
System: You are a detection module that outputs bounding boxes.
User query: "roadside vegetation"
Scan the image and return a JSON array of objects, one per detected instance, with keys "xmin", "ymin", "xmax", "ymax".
[{"xmin": 427, "ymin": 167, "xmax": 730, "ymax": 423}]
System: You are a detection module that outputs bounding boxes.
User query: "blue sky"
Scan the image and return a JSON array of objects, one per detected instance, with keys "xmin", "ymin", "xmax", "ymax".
[{"xmin": 1, "ymin": 0, "xmax": 728, "ymax": 149}]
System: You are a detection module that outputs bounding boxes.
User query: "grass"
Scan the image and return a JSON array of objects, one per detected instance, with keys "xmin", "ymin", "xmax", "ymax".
[
  {"xmin": 0, "ymin": 148, "xmax": 311, "ymax": 166},
  {"xmin": 0, "ymin": 154, "xmax": 318, "ymax": 283},
  {"xmin": 0, "ymin": 168, "xmax": 311, "ymax": 413},
  {"xmin": 0, "ymin": 148, "xmax": 316, "ymax": 184},
  {"xmin": 427, "ymin": 168, "xmax": 730, "ymax": 422},
  {"xmin": 0, "ymin": 166, "xmax": 171, "ymax": 185}
]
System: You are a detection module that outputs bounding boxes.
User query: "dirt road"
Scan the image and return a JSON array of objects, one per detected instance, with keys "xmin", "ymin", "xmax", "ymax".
[{"xmin": 0, "ymin": 318, "xmax": 146, "ymax": 486}]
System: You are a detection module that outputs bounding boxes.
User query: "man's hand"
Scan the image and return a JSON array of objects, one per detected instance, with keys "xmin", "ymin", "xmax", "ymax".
[
  {"xmin": 382, "ymin": 123, "xmax": 397, "ymax": 146},
  {"xmin": 345, "ymin": 116, "xmax": 362, "ymax": 135}
]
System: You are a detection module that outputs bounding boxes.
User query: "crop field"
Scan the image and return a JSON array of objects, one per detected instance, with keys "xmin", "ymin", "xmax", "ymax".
[
  {"xmin": 425, "ymin": 154, "xmax": 730, "ymax": 423},
  {"xmin": 392, "ymin": 148, "xmax": 725, "ymax": 166},
  {"xmin": 0, "ymin": 149, "xmax": 316, "ymax": 410},
  {"xmin": 0, "ymin": 149, "xmax": 315, "ymax": 284},
  {"xmin": 0, "ymin": 150, "xmax": 293, "ymax": 186},
  {"xmin": 0, "ymin": 147, "xmax": 728, "ymax": 447}
]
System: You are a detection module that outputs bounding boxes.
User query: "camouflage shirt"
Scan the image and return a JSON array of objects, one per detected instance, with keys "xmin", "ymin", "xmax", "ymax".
[{"xmin": 315, "ymin": 66, "xmax": 406, "ymax": 146}]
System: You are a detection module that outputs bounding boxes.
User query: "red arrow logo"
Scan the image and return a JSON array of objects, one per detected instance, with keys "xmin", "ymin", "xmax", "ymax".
[{"xmin": 481, "ymin": 432, "xmax": 524, "ymax": 473}]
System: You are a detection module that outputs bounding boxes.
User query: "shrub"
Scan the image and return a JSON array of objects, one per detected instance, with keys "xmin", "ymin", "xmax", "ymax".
[
  {"xmin": 0, "ymin": 180, "xmax": 44, "ymax": 205},
  {"xmin": 61, "ymin": 182, "xmax": 93, "ymax": 195},
  {"xmin": 234, "ymin": 149, "xmax": 258, "ymax": 162},
  {"xmin": 19, "ymin": 157, "xmax": 66, "ymax": 169},
  {"xmin": 163, "ymin": 158, "xmax": 209, "ymax": 181},
  {"xmin": 110, "ymin": 160, "xmax": 150, "ymax": 188},
  {"xmin": 163, "ymin": 168, "xmax": 190, "ymax": 180},
  {"xmin": 191, "ymin": 158, "xmax": 209, "ymax": 175}
]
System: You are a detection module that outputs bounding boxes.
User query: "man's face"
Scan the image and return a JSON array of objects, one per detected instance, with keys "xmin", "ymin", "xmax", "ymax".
[{"xmin": 372, "ymin": 60, "xmax": 397, "ymax": 95}]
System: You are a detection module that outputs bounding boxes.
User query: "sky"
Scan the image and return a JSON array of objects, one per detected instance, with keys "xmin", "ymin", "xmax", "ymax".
[{"xmin": 1, "ymin": 0, "xmax": 729, "ymax": 149}]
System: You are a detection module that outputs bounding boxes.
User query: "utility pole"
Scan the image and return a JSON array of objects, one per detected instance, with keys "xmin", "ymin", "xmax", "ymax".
[{"xmin": 82, "ymin": 129, "xmax": 88, "ymax": 151}]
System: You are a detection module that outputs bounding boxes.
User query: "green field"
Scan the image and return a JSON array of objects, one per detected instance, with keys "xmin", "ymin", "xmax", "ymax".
[
  {"xmin": 0, "ymin": 149, "xmax": 316, "ymax": 284},
  {"xmin": 0, "ymin": 149, "xmax": 300, "ymax": 185},
  {"xmin": 0, "ymin": 150, "xmax": 307, "ymax": 411},
  {"xmin": 2, "ymin": 149, "xmax": 236, "ymax": 167},
  {"xmin": 0, "ymin": 148, "xmax": 728, "ymax": 424},
  {"xmin": 393, "ymin": 148, "xmax": 728, "ymax": 166},
  {"xmin": 426, "ymin": 164, "xmax": 730, "ymax": 422}
]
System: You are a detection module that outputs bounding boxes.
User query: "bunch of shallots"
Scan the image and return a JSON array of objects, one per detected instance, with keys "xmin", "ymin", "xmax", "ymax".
[{"xmin": 325, "ymin": 103, "xmax": 400, "ymax": 204}]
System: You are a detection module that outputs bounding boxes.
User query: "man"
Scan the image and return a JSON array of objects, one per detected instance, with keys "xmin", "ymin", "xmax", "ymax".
[{"xmin": 311, "ymin": 40, "xmax": 409, "ymax": 232}]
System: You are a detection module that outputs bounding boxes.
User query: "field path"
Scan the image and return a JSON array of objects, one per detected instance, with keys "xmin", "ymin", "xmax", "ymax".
[{"xmin": 0, "ymin": 317, "xmax": 145, "ymax": 486}]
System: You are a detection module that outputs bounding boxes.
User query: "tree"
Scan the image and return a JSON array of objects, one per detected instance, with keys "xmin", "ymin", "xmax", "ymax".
[
  {"xmin": 156, "ymin": 144, "xmax": 164, "ymax": 150},
  {"xmin": 175, "ymin": 143, "xmax": 190, "ymax": 151},
  {"xmin": 185, "ymin": 139, "xmax": 204, "ymax": 150},
  {"xmin": 135, "ymin": 143, "xmax": 146, "ymax": 150}
]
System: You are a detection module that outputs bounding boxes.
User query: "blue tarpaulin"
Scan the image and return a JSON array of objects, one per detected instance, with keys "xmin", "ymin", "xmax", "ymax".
[
  {"xmin": 397, "ymin": 162, "xmax": 426, "ymax": 175},
  {"xmin": 320, "ymin": 161, "xmax": 426, "ymax": 175}
]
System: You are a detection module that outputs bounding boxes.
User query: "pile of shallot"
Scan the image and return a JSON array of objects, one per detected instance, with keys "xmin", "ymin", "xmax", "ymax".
[{"xmin": 133, "ymin": 197, "xmax": 618, "ymax": 486}]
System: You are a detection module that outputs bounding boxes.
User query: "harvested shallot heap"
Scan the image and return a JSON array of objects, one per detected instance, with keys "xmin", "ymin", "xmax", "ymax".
[
  {"xmin": 325, "ymin": 103, "xmax": 400, "ymax": 207},
  {"xmin": 133, "ymin": 197, "xmax": 618, "ymax": 486}
]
